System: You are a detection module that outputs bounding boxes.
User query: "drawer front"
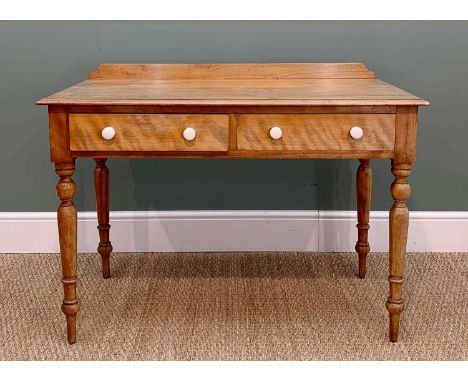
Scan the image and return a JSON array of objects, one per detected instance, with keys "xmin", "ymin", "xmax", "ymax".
[
  {"xmin": 69, "ymin": 114, "xmax": 229, "ymax": 151},
  {"xmin": 237, "ymin": 114, "xmax": 395, "ymax": 151}
]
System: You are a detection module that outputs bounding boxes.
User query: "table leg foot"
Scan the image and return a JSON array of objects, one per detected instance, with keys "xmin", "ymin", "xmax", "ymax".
[
  {"xmin": 62, "ymin": 294, "xmax": 79, "ymax": 344},
  {"xmin": 386, "ymin": 283, "xmax": 404, "ymax": 342}
]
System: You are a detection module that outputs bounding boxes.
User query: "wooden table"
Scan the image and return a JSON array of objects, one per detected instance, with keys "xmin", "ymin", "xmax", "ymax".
[{"xmin": 37, "ymin": 63, "xmax": 428, "ymax": 344}]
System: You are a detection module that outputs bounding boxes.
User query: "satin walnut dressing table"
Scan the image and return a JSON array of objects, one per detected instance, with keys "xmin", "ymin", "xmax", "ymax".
[{"xmin": 36, "ymin": 63, "xmax": 429, "ymax": 344}]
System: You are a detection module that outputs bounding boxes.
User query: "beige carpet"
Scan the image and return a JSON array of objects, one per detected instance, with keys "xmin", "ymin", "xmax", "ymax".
[{"xmin": 0, "ymin": 252, "xmax": 467, "ymax": 360}]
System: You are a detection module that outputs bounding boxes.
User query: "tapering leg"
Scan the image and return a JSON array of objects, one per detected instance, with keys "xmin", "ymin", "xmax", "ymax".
[
  {"xmin": 386, "ymin": 162, "xmax": 411, "ymax": 342},
  {"xmin": 94, "ymin": 159, "xmax": 112, "ymax": 279},
  {"xmin": 355, "ymin": 159, "xmax": 372, "ymax": 279},
  {"xmin": 55, "ymin": 161, "xmax": 79, "ymax": 344}
]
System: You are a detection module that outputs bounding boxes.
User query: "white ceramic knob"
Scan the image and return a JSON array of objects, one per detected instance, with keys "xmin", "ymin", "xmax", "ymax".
[
  {"xmin": 183, "ymin": 127, "xmax": 196, "ymax": 141},
  {"xmin": 269, "ymin": 126, "xmax": 283, "ymax": 140},
  {"xmin": 349, "ymin": 126, "xmax": 364, "ymax": 140},
  {"xmin": 101, "ymin": 126, "xmax": 116, "ymax": 140}
]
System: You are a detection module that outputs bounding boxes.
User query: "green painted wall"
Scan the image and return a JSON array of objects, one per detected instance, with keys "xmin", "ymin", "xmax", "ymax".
[{"xmin": 0, "ymin": 21, "xmax": 466, "ymax": 211}]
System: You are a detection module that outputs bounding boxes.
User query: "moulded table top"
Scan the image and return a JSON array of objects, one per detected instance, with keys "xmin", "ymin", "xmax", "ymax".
[{"xmin": 37, "ymin": 78, "xmax": 429, "ymax": 107}]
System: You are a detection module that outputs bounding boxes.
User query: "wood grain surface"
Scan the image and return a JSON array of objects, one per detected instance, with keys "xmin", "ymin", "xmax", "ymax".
[
  {"xmin": 88, "ymin": 63, "xmax": 377, "ymax": 80},
  {"xmin": 69, "ymin": 114, "xmax": 229, "ymax": 152},
  {"xmin": 37, "ymin": 79, "xmax": 428, "ymax": 106},
  {"xmin": 237, "ymin": 114, "xmax": 395, "ymax": 151}
]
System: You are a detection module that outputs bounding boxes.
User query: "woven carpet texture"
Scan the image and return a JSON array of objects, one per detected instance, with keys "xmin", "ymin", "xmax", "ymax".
[{"xmin": 1, "ymin": 252, "xmax": 467, "ymax": 360}]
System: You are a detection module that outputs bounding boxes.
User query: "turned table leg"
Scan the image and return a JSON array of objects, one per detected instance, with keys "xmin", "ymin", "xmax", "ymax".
[
  {"xmin": 355, "ymin": 159, "xmax": 372, "ymax": 279},
  {"xmin": 55, "ymin": 161, "xmax": 80, "ymax": 344},
  {"xmin": 386, "ymin": 161, "xmax": 411, "ymax": 342},
  {"xmin": 94, "ymin": 159, "xmax": 112, "ymax": 279}
]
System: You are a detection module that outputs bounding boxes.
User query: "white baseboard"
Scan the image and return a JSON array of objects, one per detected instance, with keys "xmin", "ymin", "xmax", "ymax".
[{"xmin": 0, "ymin": 210, "xmax": 466, "ymax": 253}]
